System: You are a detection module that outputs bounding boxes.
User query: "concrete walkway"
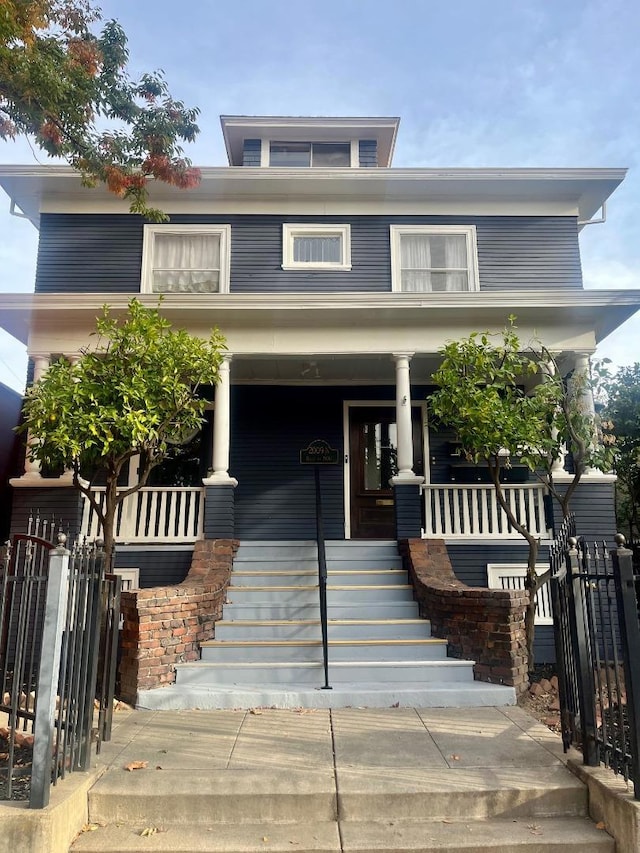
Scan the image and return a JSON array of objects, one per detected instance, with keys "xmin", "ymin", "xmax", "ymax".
[{"xmin": 67, "ymin": 704, "xmax": 618, "ymax": 851}]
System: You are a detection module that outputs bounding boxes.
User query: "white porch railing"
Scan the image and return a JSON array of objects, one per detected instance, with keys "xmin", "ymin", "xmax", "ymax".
[
  {"xmin": 81, "ymin": 487, "xmax": 205, "ymax": 543},
  {"xmin": 422, "ymin": 482, "xmax": 550, "ymax": 539}
]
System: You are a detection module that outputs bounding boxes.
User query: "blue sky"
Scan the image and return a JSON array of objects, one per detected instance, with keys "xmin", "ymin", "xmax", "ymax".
[{"xmin": 1, "ymin": 0, "xmax": 639, "ymax": 393}]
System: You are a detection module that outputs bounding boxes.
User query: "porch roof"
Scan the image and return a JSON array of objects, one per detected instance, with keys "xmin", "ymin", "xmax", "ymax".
[{"xmin": 1, "ymin": 289, "xmax": 638, "ymax": 355}]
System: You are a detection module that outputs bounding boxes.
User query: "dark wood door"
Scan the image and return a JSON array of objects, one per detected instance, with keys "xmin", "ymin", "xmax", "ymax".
[{"xmin": 349, "ymin": 406, "xmax": 423, "ymax": 539}]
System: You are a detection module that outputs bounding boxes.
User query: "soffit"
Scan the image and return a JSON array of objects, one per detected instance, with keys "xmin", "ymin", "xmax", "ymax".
[{"xmin": 0, "ymin": 166, "xmax": 626, "ymax": 228}]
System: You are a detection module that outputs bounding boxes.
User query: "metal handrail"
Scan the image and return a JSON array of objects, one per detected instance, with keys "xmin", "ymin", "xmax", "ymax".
[{"xmin": 313, "ymin": 467, "xmax": 331, "ymax": 690}]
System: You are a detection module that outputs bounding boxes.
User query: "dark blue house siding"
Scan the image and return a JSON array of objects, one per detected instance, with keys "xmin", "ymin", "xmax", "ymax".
[
  {"xmin": 115, "ymin": 546, "xmax": 192, "ymax": 587},
  {"xmin": 34, "ymin": 214, "xmax": 582, "ymax": 294}
]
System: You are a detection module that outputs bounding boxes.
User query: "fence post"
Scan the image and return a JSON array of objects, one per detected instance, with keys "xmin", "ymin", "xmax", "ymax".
[
  {"xmin": 30, "ymin": 535, "xmax": 70, "ymax": 809},
  {"xmin": 612, "ymin": 534, "xmax": 640, "ymax": 798},
  {"xmin": 567, "ymin": 537, "xmax": 599, "ymax": 766}
]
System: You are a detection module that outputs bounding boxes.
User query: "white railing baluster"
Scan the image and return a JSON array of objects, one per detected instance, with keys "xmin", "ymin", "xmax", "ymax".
[
  {"xmin": 80, "ymin": 487, "xmax": 205, "ymax": 543},
  {"xmin": 421, "ymin": 483, "xmax": 550, "ymax": 541}
]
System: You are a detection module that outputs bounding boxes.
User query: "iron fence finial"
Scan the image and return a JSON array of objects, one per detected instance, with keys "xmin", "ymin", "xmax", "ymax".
[{"xmin": 614, "ymin": 532, "xmax": 627, "ymax": 549}]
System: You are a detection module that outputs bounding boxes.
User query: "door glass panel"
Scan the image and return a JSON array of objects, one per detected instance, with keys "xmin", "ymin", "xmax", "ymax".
[{"xmin": 362, "ymin": 421, "xmax": 398, "ymax": 490}]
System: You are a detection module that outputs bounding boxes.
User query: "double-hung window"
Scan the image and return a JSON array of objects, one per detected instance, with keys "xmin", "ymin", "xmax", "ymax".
[
  {"xmin": 141, "ymin": 225, "xmax": 231, "ymax": 294},
  {"xmin": 282, "ymin": 223, "xmax": 351, "ymax": 270},
  {"xmin": 390, "ymin": 225, "xmax": 478, "ymax": 293}
]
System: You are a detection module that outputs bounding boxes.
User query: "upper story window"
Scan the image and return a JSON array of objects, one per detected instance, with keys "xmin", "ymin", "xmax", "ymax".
[
  {"xmin": 141, "ymin": 225, "xmax": 231, "ymax": 294},
  {"xmin": 282, "ymin": 223, "xmax": 351, "ymax": 270},
  {"xmin": 390, "ymin": 225, "xmax": 479, "ymax": 292},
  {"xmin": 270, "ymin": 141, "xmax": 351, "ymax": 167}
]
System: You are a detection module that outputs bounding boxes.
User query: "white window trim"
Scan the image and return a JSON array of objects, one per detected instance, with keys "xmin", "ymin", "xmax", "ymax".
[
  {"xmin": 282, "ymin": 223, "xmax": 352, "ymax": 271},
  {"xmin": 487, "ymin": 563, "xmax": 552, "ymax": 626},
  {"xmin": 389, "ymin": 224, "xmax": 479, "ymax": 293},
  {"xmin": 141, "ymin": 224, "xmax": 231, "ymax": 294}
]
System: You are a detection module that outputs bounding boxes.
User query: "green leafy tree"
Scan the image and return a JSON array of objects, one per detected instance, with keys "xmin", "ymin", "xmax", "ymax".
[
  {"xmin": 430, "ymin": 322, "xmax": 615, "ymax": 665},
  {"xmin": 603, "ymin": 363, "xmax": 640, "ymax": 542},
  {"xmin": 0, "ymin": 0, "xmax": 200, "ymax": 220},
  {"xmin": 538, "ymin": 353, "xmax": 615, "ymax": 519},
  {"xmin": 20, "ymin": 299, "xmax": 226, "ymax": 565}
]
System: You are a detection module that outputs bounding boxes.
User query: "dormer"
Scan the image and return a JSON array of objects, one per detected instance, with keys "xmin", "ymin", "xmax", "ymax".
[{"xmin": 220, "ymin": 115, "xmax": 399, "ymax": 168}]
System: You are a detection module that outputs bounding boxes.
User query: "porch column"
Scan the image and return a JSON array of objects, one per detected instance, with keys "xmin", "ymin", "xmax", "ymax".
[
  {"xmin": 58, "ymin": 354, "xmax": 81, "ymax": 484},
  {"xmin": 202, "ymin": 354, "xmax": 237, "ymax": 538},
  {"xmin": 22, "ymin": 355, "xmax": 50, "ymax": 479},
  {"xmin": 390, "ymin": 353, "xmax": 424, "ymax": 539},
  {"xmin": 547, "ymin": 358, "xmax": 566, "ymax": 476},
  {"xmin": 573, "ymin": 352, "xmax": 599, "ymax": 475}
]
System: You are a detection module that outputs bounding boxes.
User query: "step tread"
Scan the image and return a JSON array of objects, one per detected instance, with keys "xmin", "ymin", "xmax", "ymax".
[
  {"xmin": 176, "ymin": 659, "xmax": 473, "ymax": 669},
  {"xmin": 216, "ymin": 619, "xmax": 429, "ymax": 626},
  {"xmin": 71, "ymin": 821, "xmax": 339, "ymax": 852},
  {"xmin": 205, "ymin": 639, "xmax": 443, "ymax": 646},
  {"xmin": 71, "ymin": 817, "xmax": 613, "ymax": 852}
]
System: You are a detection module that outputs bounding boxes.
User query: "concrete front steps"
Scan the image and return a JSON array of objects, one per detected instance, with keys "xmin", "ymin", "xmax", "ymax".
[
  {"xmin": 137, "ymin": 541, "xmax": 516, "ymax": 710},
  {"xmin": 71, "ymin": 766, "xmax": 613, "ymax": 852}
]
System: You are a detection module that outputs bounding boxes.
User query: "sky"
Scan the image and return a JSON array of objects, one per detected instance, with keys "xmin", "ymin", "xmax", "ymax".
[{"xmin": 1, "ymin": 0, "xmax": 639, "ymax": 394}]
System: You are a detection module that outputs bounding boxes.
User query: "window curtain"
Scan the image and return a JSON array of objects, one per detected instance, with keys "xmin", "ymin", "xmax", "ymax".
[
  {"xmin": 400, "ymin": 234, "xmax": 468, "ymax": 292},
  {"xmin": 293, "ymin": 235, "xmax": 341, "ymax": 264},
  {"xmin": 152, "ymin": 233, "xmax": 220, "ymax": 293}
]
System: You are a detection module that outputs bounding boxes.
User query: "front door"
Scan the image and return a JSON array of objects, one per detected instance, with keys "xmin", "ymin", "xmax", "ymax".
[{"xmin": 349, "ymin": 406, "xmax": 423, "ymax": 539}]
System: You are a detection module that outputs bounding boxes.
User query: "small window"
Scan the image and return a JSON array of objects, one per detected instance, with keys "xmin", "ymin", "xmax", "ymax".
[
  {"xmin": 270, "ymin": 141, "xmax": 351, "ymax": 167},
  {"xmin": 390, "ymin": 225, "xmax": 478, "ymax": 293},
  {"xmin": 487, "ymin": 564, "xmax": 552, "ymax": 626},
  {"xmin": 282, "ymin": 224, "xmax": 351, "ymax": 270},
  {"xmin": 141, "ymin": 225, "xmax": 231, "ymax": 294}
]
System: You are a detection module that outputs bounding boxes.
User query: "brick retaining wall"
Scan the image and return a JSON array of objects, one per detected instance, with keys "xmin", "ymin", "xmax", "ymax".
[
  {"xmin": 118, "ymin": 539, "xmax": 238, "ymax": 703},
  {"xmin": 399, "ymin": 539, "xmax": 530, "ymax": 693}
]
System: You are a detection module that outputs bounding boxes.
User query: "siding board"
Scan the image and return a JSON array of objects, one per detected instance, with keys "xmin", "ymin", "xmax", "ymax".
[{"xmin": 35, "ymin": 214, "xmax": 582, "ymax": 294}]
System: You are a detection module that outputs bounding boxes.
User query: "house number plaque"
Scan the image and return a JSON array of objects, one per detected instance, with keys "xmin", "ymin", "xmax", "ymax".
[{"xmin": 299, "ymin": 439, "xmax": 339, "ymax": 465}]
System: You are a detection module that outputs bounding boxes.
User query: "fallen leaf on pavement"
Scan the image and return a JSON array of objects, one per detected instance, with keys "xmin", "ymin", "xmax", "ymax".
[{"xmin": 124, "ymin": 760, "xmax": 148, "ymax": 771}]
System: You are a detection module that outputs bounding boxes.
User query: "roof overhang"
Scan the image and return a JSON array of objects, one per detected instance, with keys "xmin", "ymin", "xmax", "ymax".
[
  {"xmin": 0, "ymin": 166, "xmax": 627, "ymax": 228},
  {"xmin": 1, "ymin": 290, "xmax": 638, "ymax": 351},
  {"xmin": 220, "ymin": 115, "xmax": 400, "ymax": 166}
]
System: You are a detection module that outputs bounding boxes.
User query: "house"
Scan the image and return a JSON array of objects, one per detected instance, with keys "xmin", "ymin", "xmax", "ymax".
[
  {"xmin": 0, "ymin": 381, "xmax": 22, "ymax": 541},
  {"xmin": 0, "ymin": 115, "xmax": 638, "ymax": 706}
]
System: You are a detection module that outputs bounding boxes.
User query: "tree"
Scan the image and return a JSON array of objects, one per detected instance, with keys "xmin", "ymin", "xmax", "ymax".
[
  {"xmin": 20, "ymin": 299, "xmax": 226, "ymax": 565},
  {"xmin": 0, "ymin": 0, "xmax": 200, "ymax": 221},
  {"xmin": 603, "ymin": 363, "xmax": 640, "ymax": 543},
  {"xmin": 539, "ymin": 353, "xmax": 614, "ymax": 520},
  {"xmin": 429, "ymin": 323, "xmax": 563, "ymax": 665}
]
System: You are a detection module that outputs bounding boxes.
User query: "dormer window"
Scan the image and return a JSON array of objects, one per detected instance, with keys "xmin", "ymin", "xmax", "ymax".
[{"xmin": 270, "ymin": 141, "xmax": 351, "ymax": 167}]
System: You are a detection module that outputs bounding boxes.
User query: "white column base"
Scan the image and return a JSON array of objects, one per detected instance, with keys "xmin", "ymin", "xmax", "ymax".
[
  {"xmin": 202, "ymin": 474, "xmax": 238, "ymax": 487},
  {"xmin": 390, "ymin": 474, "xmax": 425, "ymax": 486}
]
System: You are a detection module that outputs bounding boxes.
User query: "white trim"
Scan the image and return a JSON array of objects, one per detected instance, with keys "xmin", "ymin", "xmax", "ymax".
[
  {"xmin": 487, "ymin": 563, "xmax": 552, "ymax": 626},
  {"xmin": 282, "ymin": 223, "xmax": 352, "ymax": 270},
  {"xmin": 342, "ymin": 399, "xmax": 429, "ymax": 539},
  {"xmin": 141, "ymin": 224, "xmax": 231, "ymax": 294},
  {"xmin": 350, "ymin": 139, "xmax": 359, "ymax": 168},
  {"xmin": 390, "ymin": 224, "xmax": 479, "ymax": 293}
]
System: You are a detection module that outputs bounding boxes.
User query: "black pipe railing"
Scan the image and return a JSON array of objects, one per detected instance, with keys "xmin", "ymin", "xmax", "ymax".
[{"xmin": 314, "ymin": 466, "xmax": 331, "ymax": 690}]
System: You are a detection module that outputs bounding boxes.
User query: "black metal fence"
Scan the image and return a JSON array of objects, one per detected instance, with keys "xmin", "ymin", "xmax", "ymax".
[
  {"xmin": 550, "ymin": 515, "xmax": 640, "ymax": 797},
  {"xmin": 0, "ymin": 516, "xmax": 121, "ymax": 807}
]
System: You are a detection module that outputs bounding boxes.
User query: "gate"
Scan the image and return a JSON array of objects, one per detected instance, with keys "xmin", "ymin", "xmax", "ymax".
[
  {"xmin": 550, "ymin": 516, "xmax": 640, "ymax": 797},
  {"xmin": 0, "ymin": 516, "xmax": 121, "ymax": 807}
]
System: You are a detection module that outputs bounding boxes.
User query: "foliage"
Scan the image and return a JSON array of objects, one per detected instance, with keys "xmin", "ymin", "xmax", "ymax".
[
  {"xmin": 0, "ymin": 0, "xmax": 200, "ymax": 220},
  {"xmin": 429, "ymin": 321, "xmax": 562, "ymax": 666},
  {"xmin": 602, "ymin": 363, "xmax": 640, "ymax": 542},
  {"xmin": 539, "ymin": 353, "xmax": 616, "ymax": 518},
  {"xmin": 20, "ymin": 298, "xmax": 226, "ymax": 562}
]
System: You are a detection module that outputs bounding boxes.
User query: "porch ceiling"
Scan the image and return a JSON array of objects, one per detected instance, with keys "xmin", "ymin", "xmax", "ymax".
[{"xmin": 231, "ymin": 353, "xmax": 441, "ymax": 384}]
